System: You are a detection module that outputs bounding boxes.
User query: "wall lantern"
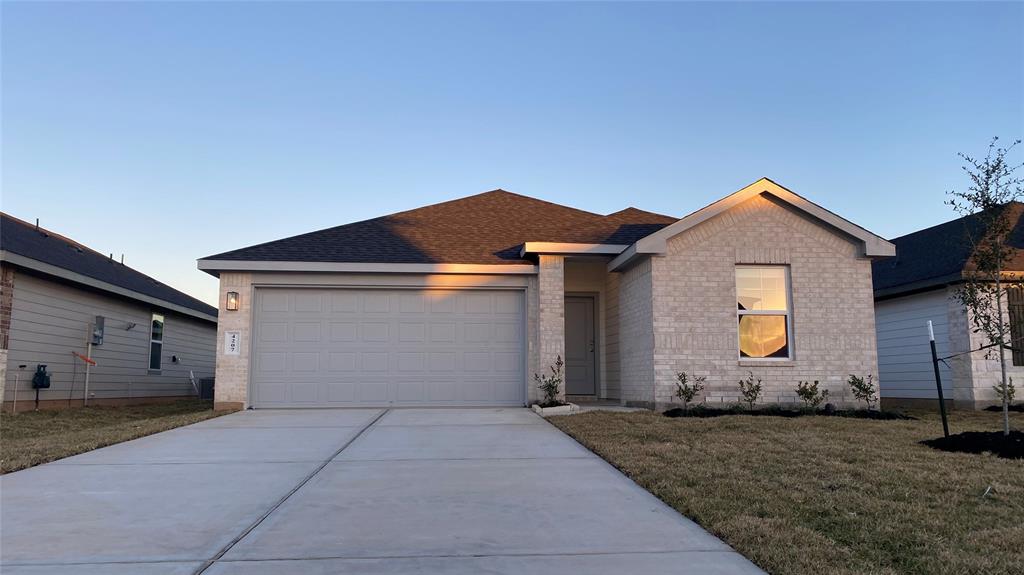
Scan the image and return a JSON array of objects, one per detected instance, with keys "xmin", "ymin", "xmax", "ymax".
[{"xmin": 225, "ymin": 291, "xmax": 240, "ymax": 311}]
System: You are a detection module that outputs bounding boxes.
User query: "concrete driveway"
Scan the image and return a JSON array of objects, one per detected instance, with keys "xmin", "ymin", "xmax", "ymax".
[{"xmin": 1, "ymin": 408, "xmax": 762, "ymax": 574}]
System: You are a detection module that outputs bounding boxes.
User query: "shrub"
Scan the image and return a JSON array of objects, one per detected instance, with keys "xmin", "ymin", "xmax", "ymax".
[
  {"xmin": 795, "ymin": 380, "xmax": 829, "ymax": 409},
  {"xmin": 848, "ymin": 374, "xmax": 878, "ymax": 409},
  {"xmin": 674, "ymin": 371, "xmax": 706, "ymax": 411},
  {"xmin": 993, "ymin": 377, "xmax": 1016, "ymax": 405},
  {"xmin": 738, "ymin": 371, "xmax": 762, "ymax": 410},
  {"xmin": 534, "ymin": 355, "xmax": 565, "ymax": 407}
]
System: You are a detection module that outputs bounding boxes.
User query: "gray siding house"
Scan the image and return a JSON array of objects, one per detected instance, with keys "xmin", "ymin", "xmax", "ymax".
[
  {"xmin": 873, "ymin": 203, "xmax": 1024, "ymax": 409},
  {"xmin": 0, "ymin": 213, "xmax": 217, "ymax": 411}
]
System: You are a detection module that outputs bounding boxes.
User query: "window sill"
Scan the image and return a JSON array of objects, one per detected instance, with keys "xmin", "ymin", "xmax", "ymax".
[
  {"xmin": 738, "ymin": 359, "xmax": 795, "ymax": 367},
  {"xmin": 148, "ymin": 369, "xmax": 162, "ymax": 375}
]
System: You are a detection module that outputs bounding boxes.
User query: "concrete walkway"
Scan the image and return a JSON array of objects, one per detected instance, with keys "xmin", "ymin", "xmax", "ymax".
[{"xmin": 0, "ymin": 408, "xmax": 762, "ymax": 574}]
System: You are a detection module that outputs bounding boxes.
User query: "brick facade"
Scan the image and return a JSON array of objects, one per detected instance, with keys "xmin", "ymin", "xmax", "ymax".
[
  {"xmin": 536, "ymin": 255, "xmax": 566, "ymax": 401},
  {"xmin": 622, "ymin": 194, "xmax": 880, "ymax": 409},
  {"xmin": 947, "ymin": 286, "xmax": 1024, "ymax": 409},
  {"xmin": 209, "ymin": 196, "xmax": 884, "ymax": 410},
  {"xmin": 618, "ymin": 257, "xmax": 656, "ymax": 406},
  {"xmin": 213, "ymin": 272, "xmax": 252, "ymax": 410}
]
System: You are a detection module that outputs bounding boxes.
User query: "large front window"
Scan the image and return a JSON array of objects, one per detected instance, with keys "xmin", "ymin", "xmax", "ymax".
[{"xmin": 736, "ymin": 266, "xmax": 791, "ymax": 359}]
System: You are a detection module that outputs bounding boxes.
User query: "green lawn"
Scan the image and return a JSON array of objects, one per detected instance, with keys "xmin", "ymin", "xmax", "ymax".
[
  {"xmin": 550, "ymin": 409, "xmax": 1023, "ymax": 575},
  {"xmin": 1, "ymin": 399, "xmax": 227, "ymax": 473}
]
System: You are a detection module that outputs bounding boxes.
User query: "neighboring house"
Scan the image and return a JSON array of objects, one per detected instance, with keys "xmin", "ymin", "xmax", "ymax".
[
  {"xmin": 873, "ymin": 203, "xmax": 1024, "ymax": 410},
  {"xmin": 0, "ymin": 213, "xmax": 218, "ymax": 411},
  {"xmin": 198, "ymin": 178, "xmax": 894, "ymax": 411}
]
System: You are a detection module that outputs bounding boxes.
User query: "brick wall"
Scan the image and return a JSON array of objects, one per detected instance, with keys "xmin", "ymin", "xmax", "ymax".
[
  {"xmin": 537, "ymin": 255, "xmax": 565, "ymax": 401},
  {"xmin": 647, "ymin": 194, "xmax": 880, "ymax": 409},
  {"xmin": 618, "ymin": 257, "xmax": 656, "ymax": 406},
  {"xmin": 213, "ymin": 272, "xmax": 252, "ymax": 410},
  {"xmin": 603, "ymin": 271, "xmax": 622, "ymax": 399},
  {"xmin": 957, "ymin": 288, "xmax": 1024, "ymax": 408}
]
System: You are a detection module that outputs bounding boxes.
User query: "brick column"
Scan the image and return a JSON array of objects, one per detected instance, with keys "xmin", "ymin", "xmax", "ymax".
[
  {"xmin": 538, "ymin": 255, "xmax": 566, "ymax": 401},
  {"xmin": 214, "ymin": 272, "xmax": 252, "ymax": 411}
]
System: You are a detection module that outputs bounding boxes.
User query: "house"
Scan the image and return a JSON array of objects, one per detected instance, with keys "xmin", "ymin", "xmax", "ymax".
[
  {"xmin": 873, "ymin": 203, "xmax": 1024, "ymax": 410},
  {"xmin": 0, "ymin": 213, "xmax": 218, "ymax": 411},
  {"xmin": 198, "ymin": 178, "xmax": 894, "ymax": 411}
]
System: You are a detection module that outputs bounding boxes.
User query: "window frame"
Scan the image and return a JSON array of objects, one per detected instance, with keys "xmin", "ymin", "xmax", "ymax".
[
  {"xmin": 735, "ymin": 265, "xmax": 793, "ymax": 361},
  {"xmin": 149, "ymin": 312, "xmax": 165, "ymax": 372}
]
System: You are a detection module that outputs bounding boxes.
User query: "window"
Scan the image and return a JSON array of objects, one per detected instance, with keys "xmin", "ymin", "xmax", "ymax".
[
  {"xmin": 1008, "ymin": 288, "xmax": 1024, "ymax": 366},
  {"xmin": 149, "ymin": 313, "xmax": 164, "ymax": 370},
  {"xmin": 736, "ymin": 266, "xmax": 791, "ymax": 359}
]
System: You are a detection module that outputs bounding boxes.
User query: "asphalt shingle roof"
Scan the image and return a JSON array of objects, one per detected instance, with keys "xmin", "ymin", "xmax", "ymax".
[
  {"xmin": 872, "ymin": 202, "xmax": 1024, "ymax": 297},
  {"xmin": 1, "ymin": 213, "xmax": 217, "ymax": 319},
  {"xmin": 203, "ymin": 190, "xmax": 678, "ymax": 265}
]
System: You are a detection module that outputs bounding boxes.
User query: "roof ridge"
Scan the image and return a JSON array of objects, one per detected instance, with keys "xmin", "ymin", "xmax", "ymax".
[
  {"xmin": 2, "ymin": 212, "xmax": 107, "ymax": 258},
  {"xmin": 202, "ymin": 189, "xmax": 611, "ymax": 260},
  {"xmin": 2, "ymin": 212, "xmax": 216, "ymax": 316},
  {"xmin": 888, "ymin": 201, "xmax": 1024, "ymax": 242},
  {"xmin": 605, "ymin": 206, "xmax": 677, "ymax": 220}
]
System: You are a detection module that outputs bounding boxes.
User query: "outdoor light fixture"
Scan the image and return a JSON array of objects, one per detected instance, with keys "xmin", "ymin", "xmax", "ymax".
[{"xmin": 226, "ymin": 291, "xmax": 240, "ymax": 311}]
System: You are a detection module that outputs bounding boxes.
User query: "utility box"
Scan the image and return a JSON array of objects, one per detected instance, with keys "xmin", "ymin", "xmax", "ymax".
[
  {"xmin": 199, "ymin": 378, "xmax": 215, "ymax": 400},
  {"xmin": 32, "ymin": 365, "xmax": 51, "ymax": 389},
  {"xmin": 92, "ymin": 316, "xmax": 105, "ymax": 345}
]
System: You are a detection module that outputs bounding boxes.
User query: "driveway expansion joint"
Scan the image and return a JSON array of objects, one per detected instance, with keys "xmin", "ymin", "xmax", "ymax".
[{"xmin": 192, "ymin": 408, "xmax": 389, "ymax": 575}]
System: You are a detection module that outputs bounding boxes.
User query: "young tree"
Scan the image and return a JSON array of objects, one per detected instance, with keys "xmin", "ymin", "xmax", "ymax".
[
  {"xmin": 947, "ymin": 137, "xmax": 1024, "ymax": 436},
  {"xmin": 674, "ymin": 371, "xmax": 706, "ymax": 412}
]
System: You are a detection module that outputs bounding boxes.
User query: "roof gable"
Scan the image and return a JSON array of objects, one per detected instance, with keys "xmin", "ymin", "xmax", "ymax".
[
  {"xmin": 201, "ymin": 190, "xmax": 677, "ymax": 268},
  {"xmin": 0, "ymin": 213, "xmax": 217, "ymax": 320},
  {"xmin": 609, "ymin": 178, "xmax": 895, "ymax": 271}
]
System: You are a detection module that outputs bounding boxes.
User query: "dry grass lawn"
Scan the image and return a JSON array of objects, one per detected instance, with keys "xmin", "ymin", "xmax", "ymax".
[
  {"xmin": 550, "ymin": 409, "xmax": 1023, "ymax": 575},
  {"xmin": 1, "ymin": 400, "xmax": 226, "ymax": 474}
]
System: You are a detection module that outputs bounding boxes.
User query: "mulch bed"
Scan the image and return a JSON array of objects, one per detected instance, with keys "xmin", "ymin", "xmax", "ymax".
[
  {"xmin": 663, "ymin": 405, "xmax": 913, "ymax": 420},
  {"xmin": 984, "ymin": 404, "xmax": 1024, "ymax": 413},
  {"xmin": 921, "ymin": 430, "xmax": 1024, "ymax": 459}
]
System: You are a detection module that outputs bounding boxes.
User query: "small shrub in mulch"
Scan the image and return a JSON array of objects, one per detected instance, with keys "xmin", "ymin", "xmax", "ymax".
[
  {"xmin": 984, "ymin": 404, "xmax": 1024, "ymax": 413},
  {"xmin": 921, "ymin": 431, "xmax": 1023, "ymax": 459},
  {"xmin": 662, "ymin": 404, "xmax": 913, "ymax": 420}
]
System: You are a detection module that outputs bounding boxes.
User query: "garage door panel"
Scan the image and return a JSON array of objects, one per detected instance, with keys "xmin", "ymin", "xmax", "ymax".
[
  {"xmin": 428, "ymin": 323, "xmax": 456, "ymax": 343},
  {"xmin": 252, "ymin": 288, "xmax": 525, "ymax": 408},
  {"xmin": 363, "ymin": 292, "xmax": 391, "ymax": 313},
  {"xmin": 328, "ymin": 352, "xmax": 356, "ymax": 372},
  {"xmin": 329, "ymin": 322, "xmax": 357, "ymax": 341}
]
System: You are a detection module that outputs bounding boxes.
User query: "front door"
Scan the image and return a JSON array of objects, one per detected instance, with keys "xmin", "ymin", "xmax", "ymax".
[{"xmin": 565, "ymin": 295, "xmax": 597, "ymax": 396}]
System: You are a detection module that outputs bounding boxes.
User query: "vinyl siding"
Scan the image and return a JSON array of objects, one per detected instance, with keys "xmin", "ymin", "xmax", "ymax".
[
  {"xmin": 3, "ymin": 272, "xmax": 216, "ymax": 403},
  {"xmin": 875, "ymin": 289, "xmax": 953, "ymax": 399}
]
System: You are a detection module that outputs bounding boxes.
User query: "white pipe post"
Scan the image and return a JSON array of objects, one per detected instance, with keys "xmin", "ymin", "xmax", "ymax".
[
  {"xmin": 12, "ymin": 373, "xmax": 19, "ymax": 414},
  {"xmin": 84, "ymin": 341, "xmax": 92, "ymax": 407}
]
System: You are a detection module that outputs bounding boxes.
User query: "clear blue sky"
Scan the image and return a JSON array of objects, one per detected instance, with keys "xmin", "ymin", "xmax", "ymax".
[{"xmin": 3, "ymin": 1, "xmax": 1022, "ymax": 307}]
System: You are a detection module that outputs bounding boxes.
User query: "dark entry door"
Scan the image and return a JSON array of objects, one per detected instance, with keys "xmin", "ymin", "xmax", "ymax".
[{"xmin": 565, "ymin": 295, "xmax": 596, "ymax": 395}]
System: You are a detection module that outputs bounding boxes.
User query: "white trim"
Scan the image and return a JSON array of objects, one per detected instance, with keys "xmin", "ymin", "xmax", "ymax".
[
  {"xmin": 1, "ymin": 251, "xmax": 218, "ymax": 323},
  {"xmin": 608, "ymin": 178, "xmax": 896, "ymax": 272},
  {"xmin": 198, "ymin": 259, "xmax": 538, "ymax": 275},
  {"xmin": 520, "ymin": 242, "xmax": 628, "ymax": 257}
]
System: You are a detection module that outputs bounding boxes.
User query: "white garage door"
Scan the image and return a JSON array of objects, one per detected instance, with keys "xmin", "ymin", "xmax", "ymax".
[{"xmin": 251, "ymin": 288, "xmax": 525, "ymax": 408}]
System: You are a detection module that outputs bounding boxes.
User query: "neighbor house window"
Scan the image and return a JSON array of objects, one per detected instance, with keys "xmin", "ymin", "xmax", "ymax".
[
  {"xmin": 1008, "ymin": 288, "xmax": 1024, "ymax": 367},
  {"xmin": 736, "ymin": 266, "xmax": 791, "ymax": 359},
  {"xmin": 149, "ymin": 313, "xmax": 165, "ymax": 370}
]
